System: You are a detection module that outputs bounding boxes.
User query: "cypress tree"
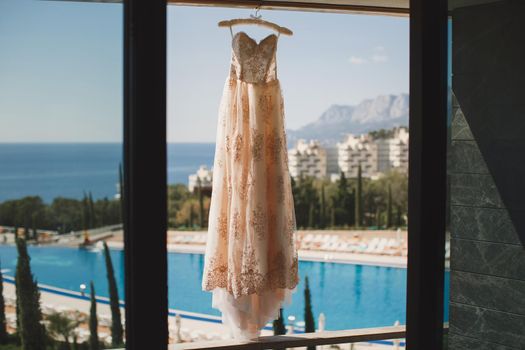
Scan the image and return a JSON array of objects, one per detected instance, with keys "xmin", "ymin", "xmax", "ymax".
[
  {"xmin": 0, "ymin": 261, "xmax": 7, "ymax": 344},
  {"xmin": 13, "ymin": 227, "xmax": 20, "ymax": 335},
  {"xmin": 272, "ymin": 308, "xmax": 286, "ymax": 335},
  {"xmin": 386, "ymin": 184, "xmax": 393, "ymax": 228},
  {"xmin": 118, "ymin": 163, "xmax": 124, "ymax": 223},
  {"xmin": 375, "ymin": 208, "xmax": 381, "ymax": 228},
  {"xmin": 89, "ymin": 282, "xmax": 99, "ymax": 350},
  {"xmin": 308, "ymin": 202, "xmax": 314, "ymax": 229},
  {"xmin": 355, "ymin": 164, "xmax": 362, "ymax": 228},
  {"xmin": 319, "ymin": 184, "xmax": 326, "ymax": 229},
  {"xmin": 82, "ymin": 192, "xmax": 88, "ymax": 230},
  {"xmin": 88, "ymin": 192, "xmax": 96, "ymax": 228},
  {"xmin": 15, "ymin": 237, "xmax": 45, "ymax": 350},
  {"xmin": 81, "ymin": 193, "xmax": 88, "ymax": 233},
  {"xmin": 189, "ymin": 204, "xmax": 195, "ymax": 228},
  {"xmin": 336, "ymin": 172, "xmax": 351, "ymax": 226},
  {"xmin": 103, "ymin": 242, "xmax": 123, "ymax": 346},
  {"xmin": 15, "ymin": 272, "xmax": 20, "ymax": 337},
  {"xmin": 304, "ymin": 276, "xmax": 316, "ymax": 350},
  {"xmin": 330, "ymin": 207, "xmax": 335, "ymax": 228},
  {"xmin": 396, "ymin": 206, "xmax": 403, "ymax": 227}
]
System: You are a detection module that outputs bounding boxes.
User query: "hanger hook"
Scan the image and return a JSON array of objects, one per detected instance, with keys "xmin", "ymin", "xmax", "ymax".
[{"xmin": 252, "ymin": 4, "xmax": 262, "ymax": 19}]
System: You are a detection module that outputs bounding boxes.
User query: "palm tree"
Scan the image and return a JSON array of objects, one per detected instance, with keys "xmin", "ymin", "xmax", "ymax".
[{"xmin": 46, "ymin": 312, "xmax": 79, "ymax": 350}]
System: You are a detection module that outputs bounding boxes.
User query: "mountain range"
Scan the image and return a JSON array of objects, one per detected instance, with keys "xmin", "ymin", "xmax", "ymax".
[{"xmin": 286, "ymin": 93, "xmax": 409, "ymax": 145}]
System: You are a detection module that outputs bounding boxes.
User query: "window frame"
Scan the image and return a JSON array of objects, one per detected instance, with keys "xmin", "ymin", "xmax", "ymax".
[
  {"xmin": 123, "ymin": 0, "xmax": 168, "ymax": 348},
  {"xmin": 122, "ymin": 0, "xmax": 448, "ymax": 349}
]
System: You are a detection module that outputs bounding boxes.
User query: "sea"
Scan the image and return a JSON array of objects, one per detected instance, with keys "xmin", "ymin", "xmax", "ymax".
[{"xmin": 0, "ymin": 143, "xmax": 215, "ymax": 203}]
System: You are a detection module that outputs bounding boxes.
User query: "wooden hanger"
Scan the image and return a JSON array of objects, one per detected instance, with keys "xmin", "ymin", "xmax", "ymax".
[{"xmin": 218, "ymin": 5, "xmax": 293, "ymax": 36}]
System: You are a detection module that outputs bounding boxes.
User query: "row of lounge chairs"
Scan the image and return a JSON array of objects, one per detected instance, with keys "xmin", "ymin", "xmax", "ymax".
[
  {"xmin": 299, "ymin": 234, "xmax": 407, "ymax": 256},
  {"xmin": 299, "ymin": 233, "xmax": 451, "ymax": 259},
  {"xmin": 169, "ymin": 232, "xmax": 451, "ymax": 260},
  {"xmin": 170, "ymin": 234, "xmax": 207, "ymax": 245},
  {"xmin": 170, "ymin": 327, "xmax": 230, "ymax": 343}
]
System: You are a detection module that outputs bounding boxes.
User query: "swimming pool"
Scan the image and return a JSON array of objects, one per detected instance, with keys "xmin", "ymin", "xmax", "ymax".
[{"xmin": 0, "ymin": 245, "xmax": 449, "ymax": 330}]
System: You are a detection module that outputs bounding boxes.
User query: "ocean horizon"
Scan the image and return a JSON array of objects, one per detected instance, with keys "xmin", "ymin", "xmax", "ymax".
[{"xmin": 0, "ymin": 142, "xmax": 215, "ymax": 203}]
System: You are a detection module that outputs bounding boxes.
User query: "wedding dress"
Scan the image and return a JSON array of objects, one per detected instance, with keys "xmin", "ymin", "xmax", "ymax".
[{"xmin": 202, "ymin": 30, "xmax": 299, "ymax": 339}]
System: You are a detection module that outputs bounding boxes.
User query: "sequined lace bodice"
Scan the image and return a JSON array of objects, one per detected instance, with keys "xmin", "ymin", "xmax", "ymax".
[{"xmin": 230, "ymin": 31, "xmax": 278, "ymax": 84}]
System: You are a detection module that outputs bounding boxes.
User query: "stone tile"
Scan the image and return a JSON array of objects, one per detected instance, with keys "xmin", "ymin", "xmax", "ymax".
[
  {"xmin": 450, "ymin": 206, "xmax": 521, "ymax": 245},
  {"xmin": 453, "ymin": 2, "xmax": 525, "ymax": 77},
  {"xmin": 451, "ymin": 106, "xmax": 474, "ymax": 140},
  {"xmin": 453, "ymin": 75, "xmax": 522, "ymax": 116},
  {"xmin": 452, "ymin": 91, "xmax": 459, "ymax": 108},
  {"xmin": 472, "ymin": 142, "xmax": 525, "ymax": 213},
  {"xmin": 449, "ymin": 303, "xmax": 525, "ymax": 348},
  {"xmin": 472, "ymin": 104, "xmax": 525, "ymax": 142},
  {"xmin": 451, "ymin": 239, "xmax": 525, "ymax": 280},
  {"xmin": 450, "ymin": 271, "xmax": 525, "ymax": 316},
  {"xmin": 450, "ymin": 173, "xmax": 503, "ymax": 208},
  {"xmin": 448, "ymin": 140, "xmax": 488, "ymax": 174},
  {"xmin": 449, "ymin": 332, "xmax": 518, "ymax": 350}
]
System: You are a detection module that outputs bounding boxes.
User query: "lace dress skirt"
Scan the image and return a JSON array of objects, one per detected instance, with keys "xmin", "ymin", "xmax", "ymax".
[{"xmin": 202, "ymin": 72, "xmax": 299, "ymax": 339}]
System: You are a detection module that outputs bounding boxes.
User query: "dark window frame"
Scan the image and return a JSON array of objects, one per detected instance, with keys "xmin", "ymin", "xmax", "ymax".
[
  {"xmin": 122, "ymin": 0, "xmax": 448, "ymax": 349},
  {"xmin": 123, "ymin": 0, "xmax": 168, "ymax": 348}
]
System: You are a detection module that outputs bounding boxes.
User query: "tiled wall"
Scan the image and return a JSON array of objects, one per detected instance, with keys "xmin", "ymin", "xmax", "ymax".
[{"xmin": 449, "ymin": 1, "xmax": 525, "ymax": 349}]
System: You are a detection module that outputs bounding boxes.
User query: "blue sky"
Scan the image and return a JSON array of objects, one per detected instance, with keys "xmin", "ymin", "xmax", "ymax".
[{"xmin": 0, "ymin": 0, "xmax": 409, "ymax": 143}]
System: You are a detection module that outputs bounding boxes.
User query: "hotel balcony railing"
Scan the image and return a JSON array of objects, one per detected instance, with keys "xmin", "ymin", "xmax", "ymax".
[{"xmin": 169, "ymin": 325, "xmax": 406, "ymax": 350}]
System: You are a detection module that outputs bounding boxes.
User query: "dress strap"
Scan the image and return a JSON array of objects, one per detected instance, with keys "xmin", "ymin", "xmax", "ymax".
[{"xmin": 229, "ymin": 26, "xmax": 234, "ymax": 38}]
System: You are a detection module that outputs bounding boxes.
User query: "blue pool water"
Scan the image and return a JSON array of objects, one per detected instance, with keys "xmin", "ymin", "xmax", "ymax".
[{"xmin": 0, "ymin": 245, "xmax": 449, "ymax": 330}]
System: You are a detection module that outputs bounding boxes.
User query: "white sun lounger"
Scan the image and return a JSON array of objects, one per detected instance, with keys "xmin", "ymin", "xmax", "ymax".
[
  {"xmin": 365, "ymin": 238, "xmax": 379, "ymax": 253},
  {"xmin": 371, "ymin": 238, "xmax": 387, "ymax": 254},
  {"xmin": 303, "ymin": 234, "xmax": 314, "ymax": 242}
]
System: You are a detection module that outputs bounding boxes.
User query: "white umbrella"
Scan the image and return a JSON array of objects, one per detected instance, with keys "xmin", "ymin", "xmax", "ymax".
[
  {"xmin": 175, "ymin": 314, "xmax": 182, "ymax": 343},
  {"xmin": 393, "ymin": 320, "xmax": 401, "ymax": 350},
  {"xmin": 287, "ymin": 315, "xmax": 296, "ymax": 334},
  {"xmin": 318, "ymin": 313, "xmax": 326, "ymax": 332},
  {"xmin": 318, "ymin": 313, "xmax": 326, "ymax": 350}
]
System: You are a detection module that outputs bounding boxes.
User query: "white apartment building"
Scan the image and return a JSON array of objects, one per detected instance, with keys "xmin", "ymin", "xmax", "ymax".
[
  {"xmin": 337, "ymin": 134, "xmax": 379, "ymax": 178},
  {"xmin": 188, "ymin": 165, "xmax": 213, "ymax": 192},
  {"xmin": 325, "ymin": 146, "xmax": 340, "ymax": 177},
  {"xmin": 287, "ymin": 139, "xmax": 327, "ymax": 179},
  {"xmin": 376, "ymin": 128, "xmax": 409, "ymax": 173}
]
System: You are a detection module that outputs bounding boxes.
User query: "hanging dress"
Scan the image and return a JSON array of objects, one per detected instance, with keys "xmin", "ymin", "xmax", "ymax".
[{"xmin": 202, "ymin": 29, "xmax": 299, "ymax": 340}]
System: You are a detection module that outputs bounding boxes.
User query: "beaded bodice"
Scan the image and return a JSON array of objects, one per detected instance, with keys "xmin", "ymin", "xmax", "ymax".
[{"xmin": 229, "ymin": 31, "xmax": 278, "ymax": 84}]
